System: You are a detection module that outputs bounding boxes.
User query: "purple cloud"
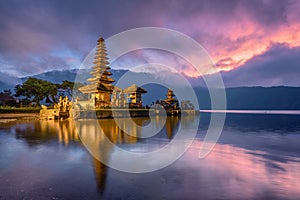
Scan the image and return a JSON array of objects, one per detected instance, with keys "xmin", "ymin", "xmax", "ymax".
[{"xmin": 0, "ymin": 0, "xmax": 299, "ymax": 87}]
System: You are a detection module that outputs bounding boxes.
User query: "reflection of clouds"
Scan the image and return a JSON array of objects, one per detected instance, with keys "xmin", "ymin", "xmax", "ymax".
[{"xmin": 186, "ymin": 140, "xmax": 300, "ymax": 199}]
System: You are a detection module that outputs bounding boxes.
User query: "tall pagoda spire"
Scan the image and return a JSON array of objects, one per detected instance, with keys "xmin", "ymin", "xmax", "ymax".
[
  {"xmin": 77, "ymin": 37, "xmax": 116, "ymax": 107},
  {"xmin": 87, "ymin": 37, "xmax": 115, "ymax": 90},
  {"xmin": 76, "ymin": 36, "xmax": 149, "ymax": 108}
]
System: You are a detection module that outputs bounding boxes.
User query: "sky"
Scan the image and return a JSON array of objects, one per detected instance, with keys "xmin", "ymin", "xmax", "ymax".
[{"xmin": 0, "ymin": 0, "xmax": 300, "ymax": 86}]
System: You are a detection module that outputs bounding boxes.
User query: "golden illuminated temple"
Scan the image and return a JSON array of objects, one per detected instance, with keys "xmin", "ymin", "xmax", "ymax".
[{"xmin": 78, "ymin": 37, "xmax": 147, "ymax": 109}]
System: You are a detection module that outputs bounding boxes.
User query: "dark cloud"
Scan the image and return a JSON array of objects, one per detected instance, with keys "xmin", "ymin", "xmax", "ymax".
[
  {"xmin": 0, "ymin": 0, "xmax": 167, "ymax": 76},
  {"xmin": 239, "ymin": 0, "xmax": 288, "ymax": 26},
  {"xmin": 0, "ymin": 0, "xmax": 299, "ymax": 88}
]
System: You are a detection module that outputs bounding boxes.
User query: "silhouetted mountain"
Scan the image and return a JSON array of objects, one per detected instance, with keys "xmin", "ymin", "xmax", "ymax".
[
  {"xmin": 194, "ymin": 87, "xmax": 300, "ymax": 110},
  {"xmin": 0, "ymin": 72, "xmax": 21, "ymax": 91},
  {"xmin": 141, "ymin": 86, "xmax": 300, "ymax": 110},
  {"xmin": 20, "ymin": 69, "xmax": 128, "ymax": 84},
  {"xmin": 23, "ymin": 69, "xmax": 80, "ymax": 83},
  {"xmin": 1, "ymin": 69, "xmax": 300, "ymax": 110},
  {"xmin": 227, "ymin": 86, "xmax": 300, "ymax": 110}
]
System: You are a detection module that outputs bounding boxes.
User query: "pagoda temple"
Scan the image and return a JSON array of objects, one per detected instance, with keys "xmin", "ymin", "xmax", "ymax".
[
  {"xmin": 162, "ymin": 89, "xmax": 179, "ymax": 109},
  {"xmin": 78, "ymin": 37, "xmax": 147, "ymax": 108},
  {"xmin": 152, "ymin": 89, "xmax": 180, "ymax": 116},
  {"xmin": 79, "ymin": 37, "xmax": 115, "ymax": 107}
]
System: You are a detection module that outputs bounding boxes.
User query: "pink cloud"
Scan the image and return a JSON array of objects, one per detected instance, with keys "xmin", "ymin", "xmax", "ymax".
[
  {"xmin": 160, "ymin": 0, "xmax": 300, "ymax": 75},
  {"xmin": 1, "ymin": 0, "xmax": 300, "ymax": 80}
]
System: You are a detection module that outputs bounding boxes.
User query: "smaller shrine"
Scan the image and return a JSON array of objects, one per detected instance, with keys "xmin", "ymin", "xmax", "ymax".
[
  {"xmin": 55, "ymin": 96, "xmax": 72, "ymax": 119},
  {"xmin": 153, "ymin": 89, "xmax": 180, "ymax": 116},
  {"xmin": 40, "ymin": 96, "xmax": 72, "ymax": 120},
  {"xmin": 162, "ymin": 89, "xmax": 179, "ymax": 109},
  {"xmin": 124, "ymin": 84, "xmax": 147, "ymax": 108}
]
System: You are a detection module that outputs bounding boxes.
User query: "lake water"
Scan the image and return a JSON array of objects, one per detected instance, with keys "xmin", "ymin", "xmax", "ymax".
[{"xmin": 0, "ymin": 113, "xmax": 300, "ymax": 199}]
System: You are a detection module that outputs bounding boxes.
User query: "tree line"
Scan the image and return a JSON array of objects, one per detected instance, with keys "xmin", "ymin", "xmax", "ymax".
[{"xmin": 1, "ymin": 77, "xmax": 84, "ymax": 107}]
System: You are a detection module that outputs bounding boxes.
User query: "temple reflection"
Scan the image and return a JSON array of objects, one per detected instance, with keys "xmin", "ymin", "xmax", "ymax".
[
  {"xmin": 12, "ymin": 115, "xmax": 195, "ymax": 192},
  {"xmin": 75, "ymin": 115, "xmax": 195, "ymax": 192},
  {"xmin": 92, "ymin": 158, "xmax": 108, "ymax": 194},
  {"xmin": 13, "ymin": 115, "xmax": 196, "ymax": 154},
  {"xmin": 165, "ymin": 116, "xmax": 180, "ymax": 139},
  {"xmin": 39, "ymin": 120, "xmax": 79, "ymax": 145}
]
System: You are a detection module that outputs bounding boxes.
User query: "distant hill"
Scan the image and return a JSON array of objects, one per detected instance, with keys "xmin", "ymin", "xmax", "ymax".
[
  {"xmin": 1, "ymin": 69, "xmax": 300, "ymax": 110},
  {"xmin": 23, "ymin": 69, "xmax": 80, "ymax": 83},
  {"xmin": 193, "ymin": 87, "xmax": 300, "ymax": 110},
  {"xmin": 142, "ymin": 86, "xmax": 300, "ymax": 110},
  {"xmin": 0, "ymin": 72, "xmax": 21, "ymax": 91},
  {"xmin": 21, "ymin": 69, "xmax": 129, "ymax": 84}
]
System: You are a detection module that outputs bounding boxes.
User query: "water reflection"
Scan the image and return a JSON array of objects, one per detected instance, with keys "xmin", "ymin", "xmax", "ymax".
[
  {"xmin": 184, "ymin": 140, "xmax": 300, "ymax": 199},
  {"xmin": 200, "ymin": 112, "xmax": 300, "ymax": 132},
  {"xmin": 0, "ymin": 114, "xmax": 300, "ymax": 199},
  {"xmin": 76, "ymin": 116, "xmax": 191, "ymax": 147},
  {"xmin": 92, "ymin": 158, "xmax": 108, "ymax": 194},
  {"xmin": 75, "ymin": 115, "xmax": 199, "ymax": 173},
  {"xmin": 12, "ymin": 120, "xmax": 80, "ymax": 146},
  {"xmin": 7, "ymin": 116, "xmax": 196, "ymax": 148}
]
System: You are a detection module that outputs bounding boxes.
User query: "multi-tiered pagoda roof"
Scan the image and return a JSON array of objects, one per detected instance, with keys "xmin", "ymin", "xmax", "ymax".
[{"xmin": 79, "ymin": 37, "xmax": 115, "ymax": 94}]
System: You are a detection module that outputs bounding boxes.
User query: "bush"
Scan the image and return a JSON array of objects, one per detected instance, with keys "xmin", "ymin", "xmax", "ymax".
[{"xmin": 0, "ymin": 106, "xmax": 41, "ymax": 113}]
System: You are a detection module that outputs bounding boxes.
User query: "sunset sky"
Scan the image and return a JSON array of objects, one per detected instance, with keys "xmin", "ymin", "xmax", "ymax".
[{"xmin": 0, "ymin": 0, "xmax": 300, "ymax": 86}]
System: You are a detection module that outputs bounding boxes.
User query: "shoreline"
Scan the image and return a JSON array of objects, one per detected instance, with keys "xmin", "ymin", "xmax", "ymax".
[
  {"xmin": 0, "ymin": 113, "xmax": 39, "ymax": 120},
  {"xmin": 200, "ymin": 110, "xmax": 300, "ymax": 115}
]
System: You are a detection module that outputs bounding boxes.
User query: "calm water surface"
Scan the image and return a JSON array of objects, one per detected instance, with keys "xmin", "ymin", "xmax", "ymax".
[{"xmin": 0, "ymin": 113, "xmax": 300, "ymax": 199}]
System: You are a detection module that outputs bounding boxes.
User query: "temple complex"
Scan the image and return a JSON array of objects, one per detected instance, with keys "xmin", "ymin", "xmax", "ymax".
[
  {"xmin": 40, "ymin": 37, "xmax": 196, "ymax": 120},
  {"xmin": 78, "ymin": 37, "xmax": 147, "ymax": 108}
]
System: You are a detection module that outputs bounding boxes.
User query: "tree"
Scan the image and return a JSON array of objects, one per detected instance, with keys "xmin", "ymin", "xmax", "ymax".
[
  {"xmin": 15, "ymin": 77, "xmax": 57, "ymax": 106},
  {"xmin": 57, "ymin": 80, "xmax": 84, "ymax": 97}
]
